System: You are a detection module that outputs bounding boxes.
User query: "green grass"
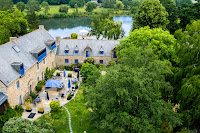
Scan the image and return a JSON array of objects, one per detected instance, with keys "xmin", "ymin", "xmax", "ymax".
[
  {"xmin": 38, "ymin": 109, "xmax": 70, "ymax": 132},
  {"xmin": 64, "ymin": 86, "xmax": 100, "ymax": 133},
  {"xmin": 38, "ymin": 85, "xmax": 100, "ymax": 133}
]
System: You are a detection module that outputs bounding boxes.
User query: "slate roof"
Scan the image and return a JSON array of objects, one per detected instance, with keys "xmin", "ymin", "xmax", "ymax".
[
  {"xmin": 0, "ymin": 92, "xmax": 8, "ymax": 105},
  {"xmin": 57, "ymin": 39, "xmax": 119, "ymax": 57},
  {"xmin": 0, "ymin": 29, "xmax": 54, "ymax": 86}
]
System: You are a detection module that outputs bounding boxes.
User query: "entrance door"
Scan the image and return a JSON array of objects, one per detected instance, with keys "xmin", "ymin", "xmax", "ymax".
[
  {"xmin": 19, "ymin": 95, "xmax": 22, "ymax": 106},
  {"xmin": 29, "ymin": 85, "xmax": 32, "ymax": 93}
]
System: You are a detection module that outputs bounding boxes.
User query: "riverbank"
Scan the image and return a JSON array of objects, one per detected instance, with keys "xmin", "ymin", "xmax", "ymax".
[{"xmin": 36, "ymin": 5, "xmax": 132, "ymax": 19}]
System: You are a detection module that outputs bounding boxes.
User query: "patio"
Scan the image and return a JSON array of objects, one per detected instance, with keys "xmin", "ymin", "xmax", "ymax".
[{"xmin": 22, "ymin": 70, "xmax": 80, "ymax": 120}]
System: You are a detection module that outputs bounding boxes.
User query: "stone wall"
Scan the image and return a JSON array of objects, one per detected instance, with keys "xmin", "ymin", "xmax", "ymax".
[
  {"xmin": 56, "ymin": 55, "xmax": 113, "ymax": 66},
  {"xmin": 6, "ymin": 49, "xmax": 57, "ymax": 107},
  {"xmin": 0, "ymin": 81, "xmax": 7, "ymax": 93}
]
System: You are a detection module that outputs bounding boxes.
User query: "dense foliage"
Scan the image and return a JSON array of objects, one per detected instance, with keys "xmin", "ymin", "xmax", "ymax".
[
  {"xmin": 0, "ymin": 10, "xmax": 28, "ymax": 45},
  {"xmin": 2, "ymin": 117, "xmax": 54, "ymax": 132},
  {"xmin": 102, "ymin": 0, "xmax": 116, "ymax": 8},
  {"xmin": 133, "ymin": 0, "xmax": 169, "ymax": 29},
  {"xmin": 50, "ymin": 101, "xmax": 60, "ymax": 112},
  {"xmin": 86, "ymin": 2, "xmax": 97, "ymax": 12},
  {"xmin": 89, "ymin": 12, "xmax": 124, "ymax": 40},
  {"xmin": 59, "ymin": 5, "xmax": 69, "ymax": 13},
  {"xmin": 69, "ymin": 0, "xmax": 85, "ymax": 8}
]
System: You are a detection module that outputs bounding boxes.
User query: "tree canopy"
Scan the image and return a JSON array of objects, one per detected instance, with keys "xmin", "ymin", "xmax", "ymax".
[
  {"xmin": 0, "ymin": 0, "xmax": 13, "ymax": 11},
  {"xmin": 16, "ymin": 2, "xmax": 25, "ymax": 12},
  {"xmin": 133, "ymin": 0, "xmax": 169, "ymax": 29},
  {"xmin": 102, "ymin": 0, "xmax": 116, "ymax": 8},
  {"xmin": 86, "ymin": 2, "xmax": 97, "ymax": 12}
]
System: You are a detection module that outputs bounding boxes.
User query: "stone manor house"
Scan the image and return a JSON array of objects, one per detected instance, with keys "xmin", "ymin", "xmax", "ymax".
[{"xmin": 0, "ymin": 25, "xmax": 119, "ymax": 107}]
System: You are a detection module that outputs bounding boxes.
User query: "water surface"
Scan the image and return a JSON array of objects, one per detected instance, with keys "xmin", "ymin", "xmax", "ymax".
[{"xmin": 39, "ymin": 15, "xmax": 133, "ymax": 38}]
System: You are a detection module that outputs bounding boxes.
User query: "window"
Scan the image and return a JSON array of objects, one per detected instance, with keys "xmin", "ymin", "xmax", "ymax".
[
  {"xmin": 86, "ymin": 51, "xmax": 90, "ymax": 57},
  {"xmin": 16, "ymin": 81, "xmax": 20, "ymax": 89},
  {"xmin": 43, "ymin": 59, "xmax": 45, "ymax": 64},
  {"xmin": 100, "ymin": 60, "xmax": 103, "ymax": 64},
  {"xmin": 65, "ymin": 50, "xmax": 69, "ymax": 55},
  {"xmin": 65, "ymin": 59, "xmax": 69, "ymax": 63},
  {"xmin": 37, "ymin": 77, "xmax": 39, "ymax": 83},
  {"xmin": 75, "ymin": 50, "xmax": 78, "ymax": 55},
  {"xmin": 37, "ymin": 63, "xmax": 39, "ymax": 70},
  {"xmin": 100, "ymin": 51, "xmax": 104, "ymax": 55},
  {"xmin": 41, "ymin": 72, "xmax": 44, "ymax": 80},
  {"xmin": 20, "ymin": 64, "xmax": 24, "ymax": 76},
  {"xmin": 75, "ymin": 59, "xmax": 78, "ymax": 64},
  {"xmin": 113, "ymin": 51, "xmax": 117, "ymax": 58}
]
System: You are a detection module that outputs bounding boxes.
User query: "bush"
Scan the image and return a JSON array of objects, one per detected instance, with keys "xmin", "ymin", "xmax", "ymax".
[
  {"xmin": 24, "ymin": 102, "xmax": 31, "ymax": 110},
  {"xmin": 84, "ymin": 57, "xmax": 94, "ymax": 64},
  {"xmin": 14, "ymin": 105, "xmax": 24, "ymax": 117},
  {"xmin": 44, "ymin": 67, "xmax": 56, "ymax": 80},
  {"xmin": 30, "ymin": 92, "xmax": 36, "ymax": 99},
  {"xmin": 59, "ymin": 5, "xmax": 69, "ymax": 14},
  {"xmin": 64, "ymin": 66, "xmax": 73, "ymax": 71},
  {"xmin": 68, "ymin": 73, "xmax": 72, "ymax": 77},
  {"xmin": 50, "ymin": 101, "xmax": 60, "ymax": 112},
  {"xmin": 67, "ymin": 94, "xmax": 72, "ymax": 100},
  {"xmin": 38, "ymin": 107, "xmax": 44, "ymax": 112},
  {"xmin": 71, "ymin": 33, "xmax": 78, "ymax": 39},
  {"xmin": 56, "ymin": 72, "xmax": 61, "ymax": 76},
  {"xmin": 35, "ymin": 84, "xmax": 42, "ymax": 93},
  {"xmin": 2, "ymin": 117, "xmax": 54, "ymax": 132},
  {"xmin": 38, "ymin": 80, "xmax": 45, "ymax": 85},
  {"xmin": 75, "ymin": 83, "xmax": 78, "ymax": 89}
]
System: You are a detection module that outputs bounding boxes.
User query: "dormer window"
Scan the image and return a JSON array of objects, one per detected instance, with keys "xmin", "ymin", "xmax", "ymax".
[
  {"xmin": 65, "ymin": 50, "xmax": 69, "ymax": 55},
  {"xmin": 75, "ymin": 50, "xmax": 78, "ymax": 55},
  {"xmin": 11, "ymin": 62, "xmax": 25, "ymax": 77},
  {"xmin": 74, "ymin": 45, "xmax": 79, "ymax": 55},
  {"xmin": 31, "ymin": 46, "xmax": 47, "ymax": 62},
  {"xmin": 51, "ymin": 42, "xmax": 56, "ymax": 51},
  {"xmin": 99, "ymin": 46, "xmax": 104, "ymax": 55}
]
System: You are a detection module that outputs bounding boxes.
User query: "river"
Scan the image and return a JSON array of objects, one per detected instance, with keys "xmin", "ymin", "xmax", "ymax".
[{"xmin": 39, "ymin": 15, "xmax": 133, "ymax": 38}]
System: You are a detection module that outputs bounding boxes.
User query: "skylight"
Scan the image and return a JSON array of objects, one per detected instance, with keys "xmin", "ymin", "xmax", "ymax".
[{"xmin": 12, "ymin": 45, "xmax": 20, "ymax": 53}]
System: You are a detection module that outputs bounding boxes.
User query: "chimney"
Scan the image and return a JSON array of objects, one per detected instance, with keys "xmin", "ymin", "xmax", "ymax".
[
  {"xmin": 10, "ymin": 37, "xmax": 17, "ymax": 44},
  {"xmin": 39, "ymin": 25, "xmax": 44, "ymax": 30},
  {"xmin": 56, "ymin": 36, "xmax": 61, "ymax": 45}
]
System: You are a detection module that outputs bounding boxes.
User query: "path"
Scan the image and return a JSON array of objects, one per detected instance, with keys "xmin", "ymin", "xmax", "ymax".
[{"xmin": 63, "ymin": 106, "xmax": 73, "ymax": 133}]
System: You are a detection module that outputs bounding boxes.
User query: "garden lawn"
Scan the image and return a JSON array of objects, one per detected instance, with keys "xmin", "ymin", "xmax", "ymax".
[
  {"xmin": 64, "ymin": 86, "xmax": 100, "ymax": 133},
  {"xmin": 38, "ymin": 108, "xmax": 70, "ymax": 132},
  {"xmin": 38, "ymin": 85, "xmax": 100, "ymax": 133}
]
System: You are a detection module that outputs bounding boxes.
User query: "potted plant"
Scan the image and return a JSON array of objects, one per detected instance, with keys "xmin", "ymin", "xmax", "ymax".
[
  {"xmin": 38, "ymin": 107, "xmax": 44, "ymax": 114},
  {"xmin": 67, "ymin": 93, "xmax": 72, "ymax": 100},
  {"xmin": 68, "ymin": 73, "xmax": 72, "ymax": 77},
  {"xmin": 75, "ymin": 83, "xmax": 78, "ymax": 89},
  {"xmin": 25, "ymin": 102, "xmax": 32, "ymax": 112},
  {"xmin": 56, "ymin": 72, "xmax": 61, "ymax": 76}
]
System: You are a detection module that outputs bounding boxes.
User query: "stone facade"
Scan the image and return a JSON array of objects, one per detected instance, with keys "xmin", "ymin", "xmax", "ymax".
[
  {"xmin": 56, "ymin": 55, "xmax": 113, "ymax": 66},
  {"xmin": 6, "ymin": 49, "xmax": 56, "ymax": 107},
  {"xmin": 0, "ymin": 81, "xmax": 7, "ymax": 93}
]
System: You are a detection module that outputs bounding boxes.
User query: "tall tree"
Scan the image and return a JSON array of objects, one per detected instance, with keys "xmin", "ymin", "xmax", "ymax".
[
  {"xmin": 159, "ymin": 0, "xmax": 178, "ymax": 33},
  {"xmin": 69, "ymin": 0, "xmax": 85, "ymax": 7},
  {"xmin": 86, "ymin": 2, "xmax": 97, "ymax": 12},
  {"xmin": 41, "ymin": 1, "xmax": 50, "ymax": 15},
  {"xmin": 26, "ymin": 12, "xmax": 39, "ymax": 30},
  {"xmin": 0, "ymin": 0, "xmax": 13, "ymax": 11},
  {"xmin": 26, "ymin": 0, "xmax": 41, "ymax": 13},
  {"xmin": 87, "ymin": 63, "xmax": 181, "ymax": 132},
  {"xmin": 114, "ymin": 0, "xmax": 124, "ymax": 10},
  {"xmin": 16, "ymin": 2, "xmax": 25, "ymax": 12},
  {"xmin": 173, "ymin": 20, "xmax": 200, "ymax": 131},
  {"xmin": 133, "ymin": 0, "xmax": 169, "ymax": 29},
  {"xmin": 89, "ymin": 12, "xmax": 124, "ymax": 40}
]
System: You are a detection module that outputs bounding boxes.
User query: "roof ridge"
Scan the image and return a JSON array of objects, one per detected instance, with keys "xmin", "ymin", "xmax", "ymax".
[
  {"xmin": 0, "ymin": 29, "xmax": 45, "ymax": 47},
  {"xmin": 62, "ymin": 38, "xmax": 120, "ymax": 41}
]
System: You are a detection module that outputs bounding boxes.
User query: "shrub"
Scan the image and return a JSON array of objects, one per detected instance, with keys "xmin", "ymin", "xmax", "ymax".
[
  {"xmin": 38, "ymin": 80, "xmax": 45, "ymax": 85},
  {"xmin": 50, "ymin": 101, "xmax": 60, "ymax": 112},
  {"xmin": 64, "ymin": 66, "xmax": 73, "ymax": 71},
  {"xmin": 30, "ymin": 92, "xmax": 36, "ymax": 99},
  {"xmin": 68, "ymin": 73, "xmax": 72, "ymax": 77},
  {"xmin": 59, "ymin": 5, "xmax": 69, "ymax": 14},
  {"xmin": 56, "ymin": 72, "xmax": 61, "ymax": 76},
  {"xmin": 67, "ymin": 94, "xmax": 72, "ymax": 100},
  {"xmin": 71, "ymin": 33, "xmax": 78, "ymax": 39},
  {"xmin": 24, "ymin": 102, "xmax": 31, "ymax": 110},
  {"xmin": 35, "ymin": 84, "xmax": 42, "ymax": 93},
  {"xmin": 84, "ymin": 57, "xmax": 94, "ymax": 64},
  {"xmin": 75, "ymin": 83, "xmax": 78, "ymax": 88},
  {"xmin": 38, "ymin": 107, "xmax": 44, "ymax": 112},
  {"xmin": 14, "ymin": 105, "xmax": 24, "ymax": 117},
  {"xmin": 2, "ymin": 117, "xmax": 54, "ymax": 132}
]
